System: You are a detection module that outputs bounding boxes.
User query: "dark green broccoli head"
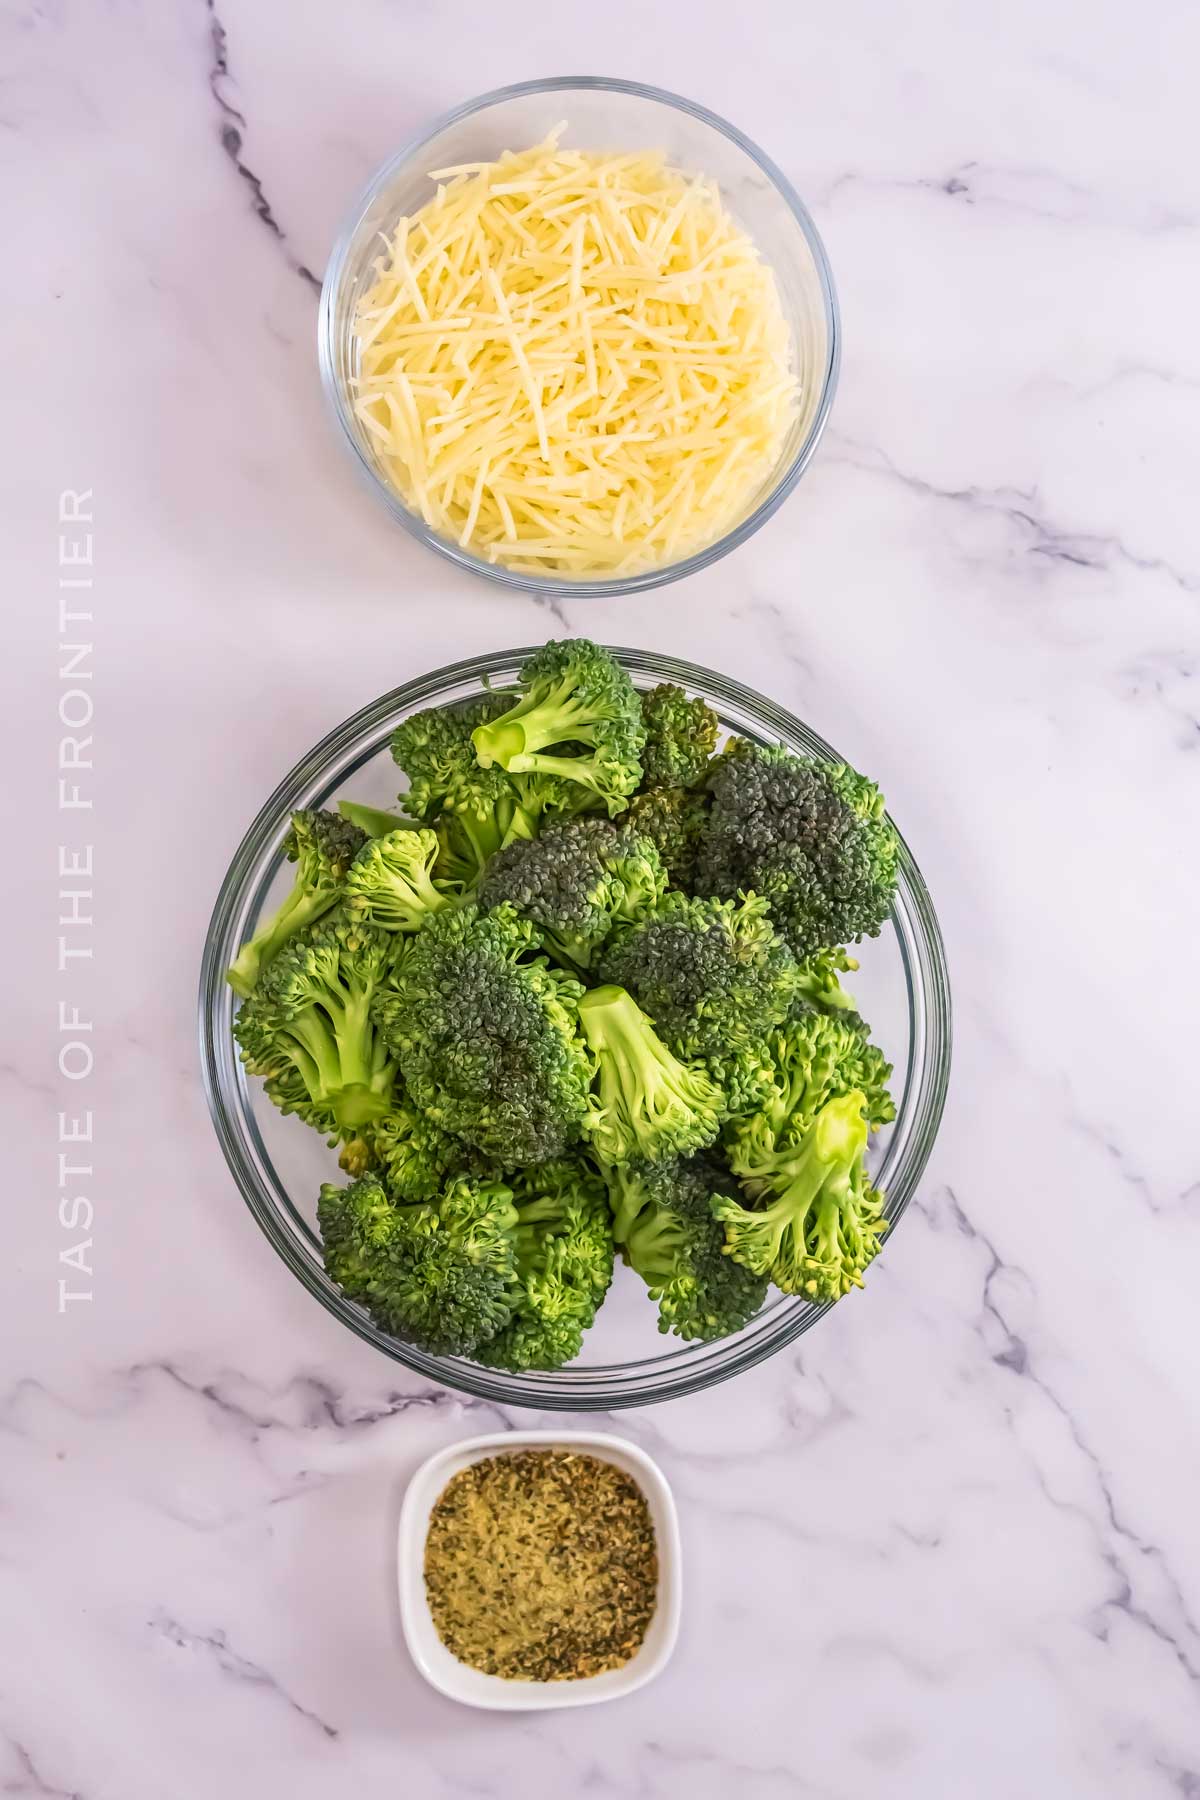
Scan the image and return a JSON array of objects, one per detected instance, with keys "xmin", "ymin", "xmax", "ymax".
[
  {"xmin": 233, "ymin": 913, "xmax": 399, "ymax": 1132},
  {"xmin": 724, "ymin": 1002, "xmax": 895, "ymax": 1179},
  {"xmin": 714, "ymin": 1091, "xmax": 886, "ymax": 1301},
  {"xmin": 477, "ymin": 817, "xmax": 666, "ymax": 969},
  {"xmin": 318, "ymin": 1172, "xmax": 518, "ymax": 1356},
  {"xmin": 600, "ymin": 891, "xmax": 800, "ymax": 1111},
  {"xmin": 625, "ymin": 785, "xmax": 711, "ymax": 891},
  {"xmin": 344, "ymin": 827, "xmax": 454, "ymax": 933},
  {"xmin": 371, "ymin": 902, "xmax": 593, "ymax": 1166},
  {"xmin": 615, "ymin": 1153, "xmax": 768, "ymax": 1342},
  {"xmin": 577, "ymin": 984, "xmax": 723, "ymax": 1166},
  {"xmin": 475, "ymin": 1160, "xmax": 614, "ymax": 1371},
  {"xmin": 227, "ymin": 808, "xmax": 367, "ymax": 997},
  {"xmin": 470, "ymin": 640, "xmax": 645, "ymax": 815},
  {"xmin": 697, "ymin": 742, "xmax": 899, "ymax": 958},
  {"xmin": 638, "ymin": 683, "xmax": 720, "ymax": 790}
]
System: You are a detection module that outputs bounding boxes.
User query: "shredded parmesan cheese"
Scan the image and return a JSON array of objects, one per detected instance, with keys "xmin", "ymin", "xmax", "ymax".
[{"xmin": 351, "ymin": 131, "xmax": 798, "ymax": 577}]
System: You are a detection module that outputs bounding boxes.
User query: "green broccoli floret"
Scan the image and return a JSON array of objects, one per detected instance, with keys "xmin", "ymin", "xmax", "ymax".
[
  {"xmin": 577, "ymin": 984, "xmax": 722, "ymax": 1165},
  {"xmin": 697, "ymin": 741, "xmax": 899, "ymax": 958},
  {"xmin": 344, "ymin": 827, "xmax": 455, "ymax": 933},
  {"xmin": 638, "ymin": 683, "xmax": 720, "ymax": 790},
  {"xmin": 372, "ymin": 902, "xmax": 593, "ymax": 1165},
  {"xmin": 470, "ymin": 640, "xmax": 645, "ymax": 815},
  {"xmin": 318, "ymin": 1172, "xmax": 518, "ymax": 1356},
  {"xmin": 724, "ymin": 1002, "xmax": 896, "ymax": 1179},
  {"xmin": 233, "ymin": 914, "xmax": 399, "ymax": 1132},
  {"xmin": 477, "ymin": 817, "xmax": 666, "ymax": 969},
  {"xmin": 625, "ymin": 785, "xmax": 711, "ymax": 891},
  {"xmin": 611, "ymin": 1153, "xmax": 768, "ymax": 1341},
  {"xmin": 599, "ymin": 891, "xmax": 800, "ymax": 1112},
  {"xmin": 714, "ymin": 1091, "xmax": 886, "ymax": 1301},
  {"xmin": 339, "ymin": 800, "xmax": 417, "ymax": 839},
  {"xmin": 794, "ymin": 946, "xmax": 862, "ymax": 1015},
  {"xmin": 368, "ymin": 1099, "xmax": 498, "ymax": 1201},
  {"xmin": 391, "ymin": 693, "xmax": 591, "ymax": 887},
  {"xmin": 227, "ymin": 809, "xmax": 366, "ymax": 997},
  {"xmin": 476, "ymin": 1161, "xmax": 614, "ymax": 1371}
]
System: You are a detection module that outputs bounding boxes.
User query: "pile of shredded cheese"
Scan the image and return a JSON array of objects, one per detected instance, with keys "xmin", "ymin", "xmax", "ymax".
[{"xmin": 351, "ymin": 131, "xmax": 798, "ymax": 577}]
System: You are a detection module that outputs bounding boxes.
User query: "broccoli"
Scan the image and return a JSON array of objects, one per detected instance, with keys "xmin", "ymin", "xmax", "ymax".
[
  {"xmin": 477, "ymin": 817, "xmax": 667, "ymax": 969},
  {"xmin": 470, "ymin": 640, "xmax": 645, "ymax": 815},
  {"xmin": 372, "ymin": 902, "xmax": 593, "ymax": 1165},
  {"xmin": 233, "ymin": 913, "xmax": 399, "ymax": 1132},
  {"xmin": 714, "ymin": 1091, "xmax": 886, "ymax": 1301},
  {"xmin": 599, "ymin": 891, "xmax": 800, "ymax": 1112},
  {"xmin": 227, "ymin": 809, "xmax": 366, "ymax": 997},
  {"xmin": 625, "ymin": 785, "xmax": 710, "ymax": 891},
  {"xmin": 577, "ymin": 984, "xmax": 722, "ymax": 1165},
  {"xmin": 318, "ymin": 1172, "xmax": 518, "ymax": 1356},
  {"xmin": 610, "ymin": 1154, "xmax": 768, "ymax": 1341},
  {"xmin": 697, "ymin": 741, "xmax": 899, "ymax": 957},
  {"xmin": 476, "ymin": 1161, "xmax": 614, "ymax": 1371},
  {"xmin": 368, "ymin": 1099, "xmax": 498, "ymax": 1202},
  {"xmin": 794, "ymin": 946, "xmax": 862, "ymax": 1015},
  {"xmin": 344, "ymin": 827, "xmax": 455, "ymax": 933},
  {"xmin": 338, "ymin": 800, "xmax": 413, "ymax": 839},
  {"xmin": 638, "ymin": 683, "xmax": 720, "ymax": 790},
  {"xmin": 724, "ymin": 1002, "xmax": 895, "ymax": 1178}
]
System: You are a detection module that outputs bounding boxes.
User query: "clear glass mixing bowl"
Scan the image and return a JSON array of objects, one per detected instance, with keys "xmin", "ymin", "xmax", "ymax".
[
  {"xmin": 318, "ymin": 77, "xmax": 839, "ymax": 599},
  {"xmin": 199, "ymin": 650, "xmax": 951, "ymax": 1408}
]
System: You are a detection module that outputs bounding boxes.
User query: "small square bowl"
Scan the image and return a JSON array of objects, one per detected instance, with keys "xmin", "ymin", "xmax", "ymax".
[{"xmin": 397, "ymin": 1429, "xmax": 681, "ymax": 1709}]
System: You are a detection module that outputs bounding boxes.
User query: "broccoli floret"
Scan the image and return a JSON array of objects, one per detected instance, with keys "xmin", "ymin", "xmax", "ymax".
[
  {"xmin": 338, "ymin": 800, "xmax": 413, "ymax": 839},
  {"xmin": 476, "ymin": 1161, "xmax": 614, "ymax": 1371},
  {"xmin": 471, "ymin": 640, "xmax": 645, "ymax": 815},
  {"xmin": 714, "ymin": 1091, "xmax": 886, "ymax": 1300},
  {"xmin": 477, "ymin": 817, "xmax": 667, "ymax": 969},
  {"xmin": 638, "ymin": 683, "xmax": 720, "ymax": 790},
  {"xmin": 344, "ymin": 827, "xmax": 455, "ymax": 933},
  {"xmin": 612, "ymin": 1154, "xmax": 768, "ymax": 1342},
  {"xmin": 372, "ymin": 902, "xmax": 593, "ymax": 1165},
  {"xmin": 724, "ymin": 1001, "xmax": 896, "ymax": 1177},
  {"xmin": 227, "ymin": 809, "xmax": 366, "ymax": 997},
  {"xmin": 794, "ymin": 946, "xmax": 862, "ymax": 1015},
  {"xmin": 318, "ymin": 1172, "xmax": 518, "ymax": 1356},
  {"xmin": 233, "ymin": 914, "xmax": 399, "ymax": 1132},
  {"xmin": 697, "ymin": 742, "xmax": 899, "ymax": 958},
  {"xmin": 368, "ymin": 1099, "xmax": 498, "ymax": 1201},
  {"xmin": 600, "ymin": 892, "xmax": 800, "ymax": 1112},
  {"xmin": 577, "ymin": 984, "xmax": 722, "ymax": 1165},
  {"xmin": 625, "ymin": 785, "xmax": 711, "ymax": 891},
  {"xmin": 391, "ymin": 693, "xmax": 588, "ymax": 887}
]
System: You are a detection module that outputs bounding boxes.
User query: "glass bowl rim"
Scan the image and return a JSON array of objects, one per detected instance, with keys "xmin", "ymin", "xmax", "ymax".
[
  {"xmin": 316, "ymin": 75, "xmax": 842, "ymax": 600},
  {"xmin": 199, "ymin": 647, "xmax": 952, "ymax": 1408}
]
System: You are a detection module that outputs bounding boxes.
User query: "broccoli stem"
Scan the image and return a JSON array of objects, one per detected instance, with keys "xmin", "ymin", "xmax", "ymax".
[
  {"xmin": 227, "ymin": 883, "xmax": 333, "ymax": 998},
  {"xmin": 472, "ymin": 680, "xmax": 599, "ymax": 768},
  {"xmin": 338, "ymin": 801, "xmax": 414, "ymax": 838}
]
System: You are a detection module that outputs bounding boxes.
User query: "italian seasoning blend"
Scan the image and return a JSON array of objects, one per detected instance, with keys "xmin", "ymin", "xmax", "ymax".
[{"xmin": 423, "ymin": 1449, "xmax": 658, "ymax": 1682}]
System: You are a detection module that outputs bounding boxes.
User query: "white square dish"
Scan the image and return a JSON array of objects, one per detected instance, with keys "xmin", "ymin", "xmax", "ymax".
[{"xmin": 397, "ymin": 1429, "xmax": 681, "ymax": 1709}]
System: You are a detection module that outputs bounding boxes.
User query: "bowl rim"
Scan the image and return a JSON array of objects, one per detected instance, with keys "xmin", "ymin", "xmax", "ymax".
[
  {"xmin": 396, "ymin": 1429, "xmax": 681, "ymax": 1709},
  {"xmin": 198, "ymin": 646, "xmax": 952, "ymax": 1408},
  {"xmin": 317, "ymin": 74, "xmax": 841, "ymax": 599}
]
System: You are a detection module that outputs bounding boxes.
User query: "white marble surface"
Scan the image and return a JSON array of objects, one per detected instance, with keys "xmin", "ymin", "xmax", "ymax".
[{"xmin": 5, "ymin": 2, "xmax": 1200, "ymax": 1795}]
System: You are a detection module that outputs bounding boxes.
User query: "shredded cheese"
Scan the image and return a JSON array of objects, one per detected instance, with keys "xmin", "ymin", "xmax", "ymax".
[{"xmin": 352, "ymin": 131, "xmax": 798, "ymax": 577}]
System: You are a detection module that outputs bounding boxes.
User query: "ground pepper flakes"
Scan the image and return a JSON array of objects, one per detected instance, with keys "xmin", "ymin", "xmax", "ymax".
[{"xmin": 423, "ymin": 1449, "xmax": 659, "ymax": 1681}]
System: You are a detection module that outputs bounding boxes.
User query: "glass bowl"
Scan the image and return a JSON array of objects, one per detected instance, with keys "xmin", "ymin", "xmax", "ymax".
[
  {"xmin": 199, "ymin": 650, "xmax": 951, "ymax": 1409},
  {"xmin": 317, "ymin": 77, "xmax": 840, "ymax": 599}
]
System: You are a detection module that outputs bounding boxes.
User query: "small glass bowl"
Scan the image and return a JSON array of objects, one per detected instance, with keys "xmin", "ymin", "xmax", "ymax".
[
  {"xmin": 317, "ymin": 77, "xmax": 840, "ymax": 599},
  {"xmin": 199, "ymin": 649, "xmax": 951, "ymax": 1409}
]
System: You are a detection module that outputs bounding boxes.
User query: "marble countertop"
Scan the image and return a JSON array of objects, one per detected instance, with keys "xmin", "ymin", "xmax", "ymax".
[{"xmin": 6, "ymin": 2, "xmax": 1199, "ymax": 1795}]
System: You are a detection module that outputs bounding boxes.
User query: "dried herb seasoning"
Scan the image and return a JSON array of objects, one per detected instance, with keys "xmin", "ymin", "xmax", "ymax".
[{"xmin": 423, "ymin": 1448, "xmax": 658, "ymax": 1682}]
